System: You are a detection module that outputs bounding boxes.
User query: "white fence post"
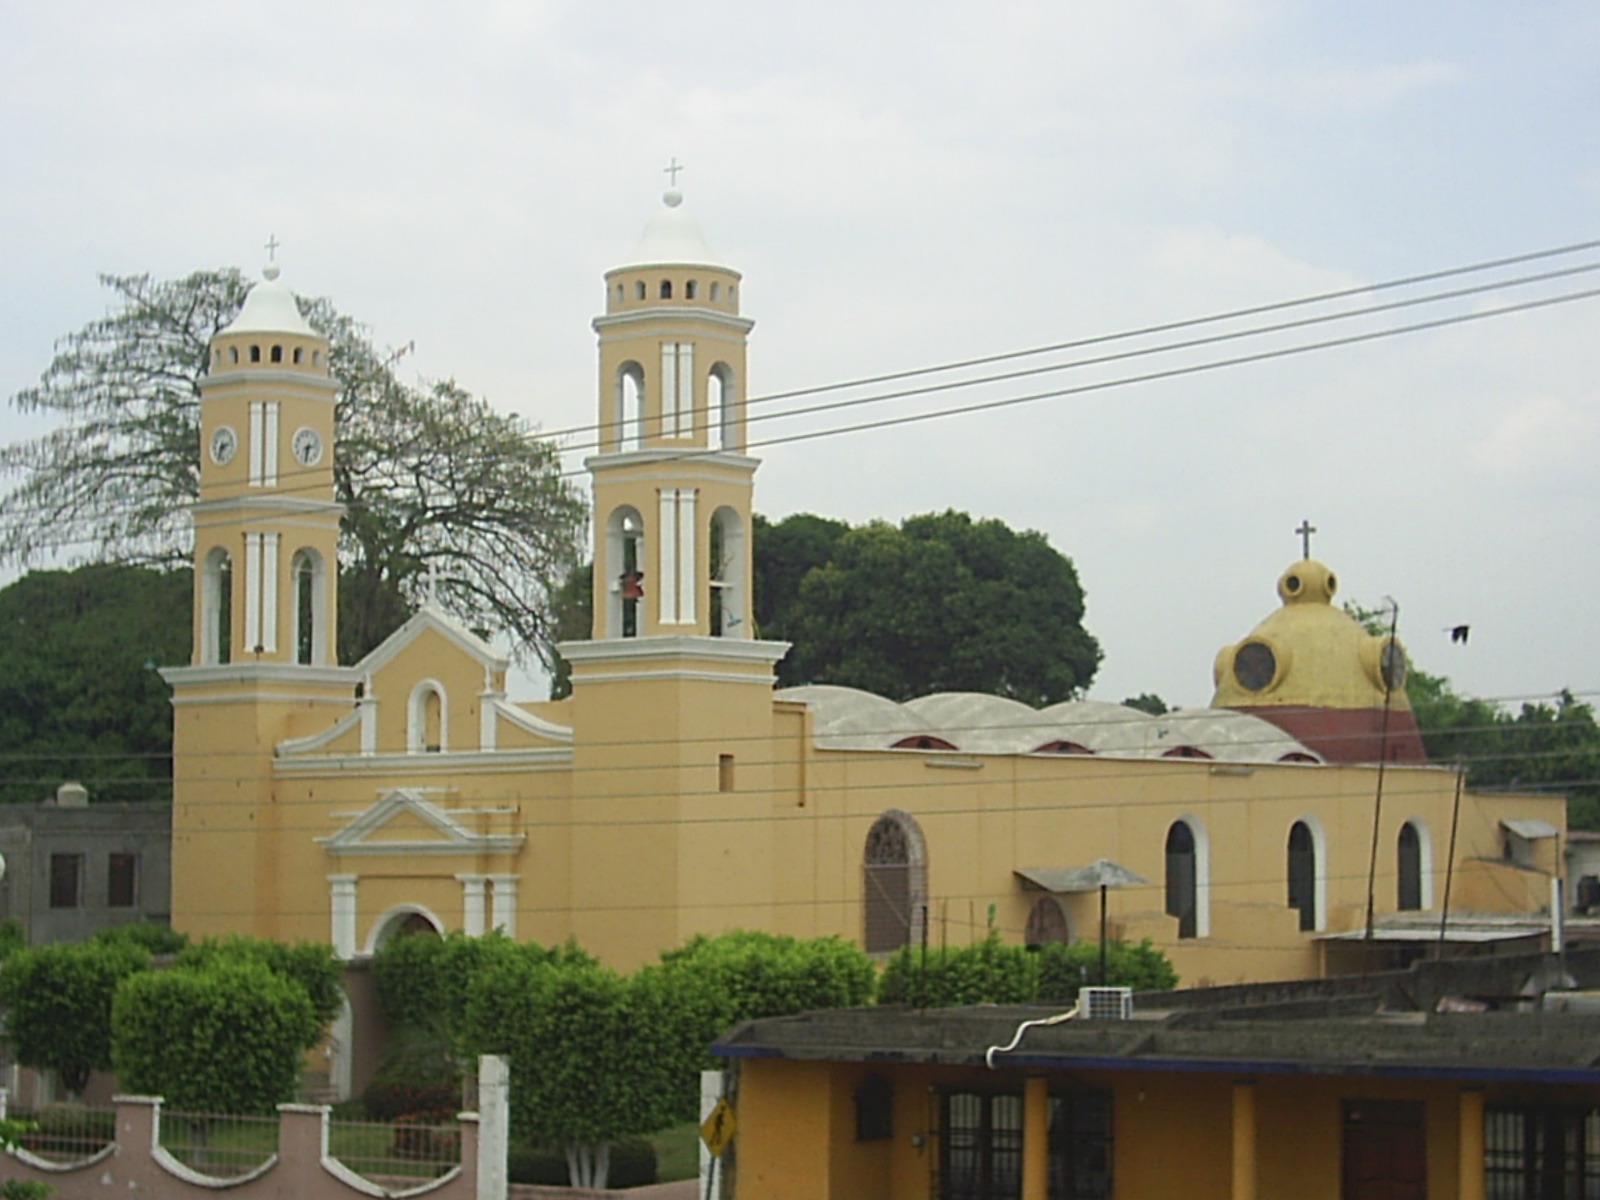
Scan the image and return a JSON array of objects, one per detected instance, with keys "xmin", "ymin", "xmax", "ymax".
[
  {"xmin": 699, "ymin": 1069, "xmax": 726, "ymax": 1200},
  {"xmin": 477, "ymin": 1054, "xmax": 510, "ymax": 1200}
]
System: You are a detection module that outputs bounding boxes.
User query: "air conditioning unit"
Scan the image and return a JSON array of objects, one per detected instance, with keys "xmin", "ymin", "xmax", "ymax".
[{"xmin": 1077, "ymin": 986, "xmax": 1133, "ymax": 1020}]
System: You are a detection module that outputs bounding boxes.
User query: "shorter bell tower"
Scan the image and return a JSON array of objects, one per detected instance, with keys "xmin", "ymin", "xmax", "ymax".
[
  {"xmin": 191, "ymin": 261, "xmax": 341, "ymax": 666},
  {"xmin": 163, "ymin": 258, "xmax": 358, "ymax": 943}
]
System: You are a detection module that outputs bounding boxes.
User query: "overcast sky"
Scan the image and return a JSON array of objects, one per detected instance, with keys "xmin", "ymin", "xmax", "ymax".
[{"xmin": 2, "ymin": 1, "xmax": 1597, "ymax": 708}]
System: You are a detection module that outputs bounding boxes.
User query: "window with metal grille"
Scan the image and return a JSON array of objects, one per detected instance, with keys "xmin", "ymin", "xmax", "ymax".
[
  {"xmin": 855, "ymin": 1074, "xmax": 893, "ymax": 1141},
  {"xmin": 108, "ymin": 853, "xmax": 139, "ymax": 908},
  {"xmin": 1486, "ymin": 1105, "xmax": 1600, "ymax": 1197},
  {"xmin": 863, "ymin": 812, "xmax": 923, "ymax": 953},
  {"xmin": 49, "ymin": 853, "xmax": 84, "ymax": 909},
  {"xmin": 938, "ymin": 1090, "xmax": 1111, "ymax": 1200}
]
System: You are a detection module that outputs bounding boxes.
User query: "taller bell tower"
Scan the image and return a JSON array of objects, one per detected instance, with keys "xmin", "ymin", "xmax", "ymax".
[
  {"xmin": 560, "ymin": 185, "xmax": 790, "ymax": 962},
  {"xmin": 586, "ymin": 186, "xmax": 758, "ymax": 641}
]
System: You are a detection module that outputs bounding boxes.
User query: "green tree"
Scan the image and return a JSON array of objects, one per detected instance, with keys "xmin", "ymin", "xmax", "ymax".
[
  {"xmin": 877, "ymin": 933, "xmax": 1038, "ymax": 1007},
  {"xmin": 93, "ymin": 923, "xmax": 189, "ymax": 956},
  {"xmin": 1034, "ymin": 938, "xmax": 1179, "ymax": 999},
  {"xmin": 649, "ymin": 930, "xmax": 877, "ymax": 1119},
  {"xmin": 782, "ymin": 511, "xmax": 1101, "ymax": 702},
  {"xmin": 1, "ymin": 269, "xmax": 586, "ymax": 666},
  {"xmin": 112, "ymin": 961, "xmax": 319, "ymax": 1113},
  {"xmin": 174, "ymin": 935, "xmax": 343, "ymax": 1026},
  {"xmin": 0, "ymin": 565, "xmax": 190, "ymax": 805},
  {"xmin": 1121, "ymin": 693, "xmax": 1169, "ymax": 715},
  {"xmin": 750, "ymin": 512, "xmax": 849, "ymax": 643},
  {"xmin": 465, "ymin": 958, "xmax": 685, "ymax": 1189},
  {"xmin": 0, "ymin": 941, "xmax": 150, "ymax": 1095}
]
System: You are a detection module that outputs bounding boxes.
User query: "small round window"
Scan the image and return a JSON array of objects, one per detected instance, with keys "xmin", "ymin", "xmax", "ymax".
[
  {"xmin": 1234, "ymin": 640, "xmax": 1277, "ymax": 691},
  {"xmin": 1284, "ymin": 574, "xmax": 1301, "ymax": 594}
]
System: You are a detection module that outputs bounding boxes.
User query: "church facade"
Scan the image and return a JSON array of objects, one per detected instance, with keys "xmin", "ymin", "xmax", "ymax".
[{"xmin": 163, "ymin": 192, "xmax": 1565, "ymax": 992}]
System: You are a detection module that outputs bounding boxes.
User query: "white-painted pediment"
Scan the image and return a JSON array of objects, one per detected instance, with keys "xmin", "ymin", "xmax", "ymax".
[
  {"xmin": 317, "ymin": 788, "xmax": 524, "ymax": 857},
  {"xmin": 356, "ymin": 602, "xmax": 507, "ymax": 677}
]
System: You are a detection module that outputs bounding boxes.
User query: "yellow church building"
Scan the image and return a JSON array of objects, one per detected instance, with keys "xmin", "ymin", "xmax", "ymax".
[{"xmin": 163, "ymin": 189, "xmax": 1565, "ymax": 995}]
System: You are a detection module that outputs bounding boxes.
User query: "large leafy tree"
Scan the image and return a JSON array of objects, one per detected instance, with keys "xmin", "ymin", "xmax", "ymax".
[
  {"xmin": 781, "ymin": 510, "xmax": 1102, "ymax": 702},
  {"xmin": 0, "ymin": 564, "xmax": 189, "ymax": 804},
  {"xmin": 1, "ymin": 269, "xmax": 586, "ymax": 666}
]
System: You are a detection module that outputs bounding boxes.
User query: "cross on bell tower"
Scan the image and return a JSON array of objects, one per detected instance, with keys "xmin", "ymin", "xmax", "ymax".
[{"xmin": 1296, "ymin": 519, "xmax": 1317, "ymax": 560}]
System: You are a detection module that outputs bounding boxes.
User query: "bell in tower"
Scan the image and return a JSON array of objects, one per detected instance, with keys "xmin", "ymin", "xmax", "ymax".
[{"xmin": 586, "ymin": 181, "xmax": 758, "ymax": 643}]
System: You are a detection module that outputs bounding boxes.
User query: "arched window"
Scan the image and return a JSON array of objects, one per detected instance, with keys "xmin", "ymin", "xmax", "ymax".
[
  {"xmin": 1398, "ymin": 820, "xmax": 1432, "ymax": 911},
  {"xmin": 615, "ymin": 362, "xmax": 645, "ymax": 452},
  {"xmin": 863, "ymin": 810, "xmax": 926, "ymax": 953},
  {"xmin": 709, "ymin": 363, "xmax": 736, "ymax": 450},
  {"xmin": 270, "ymin": 345, "xmax": 283, "ymax": 363},
  {"xmin": 605, "ymin": 506, "xmax": 645, "ymax": 638},
  {"xmin": 1165, "ymin": 817, "xmax": 1209, "ymax": 939},
  {"xmin": 293, "ymin": 347, "xmax": 303, "ymax": 364},
  {"xmin": 1287, "ymin": 820, "xmax": 1323, "ymax": 932},
  {"xmin": 710, "ymin": 281, "xmax": 721, "ymax": 302},
  {"xmin": 709, "ymin": 507, "xmax": 745, "ymax": 638},
  {"xmin": 1024, "ymin": 896, "xmax": 1070, "ymax": 947},
  {"xmin": 201, "ymin": 546, "xmax": 232, "ymax": 665},
  {"xmin": 290, "ymin": 548, "xmax": 325, "ymax": 665},
  {"xmin": 408, "ymin": 680, "xmax": 447, "ymax": 753},
  {"xmin": 660, "ymin": 279, "xmax": 672, "ymax": 299},
  {"xmin": 685, "ymin": 280, "xmax": 698, "ymax": 300},
  {"xmin": 249, "ymin": 345, "xmax": 261, "ymax": 363},
  {"xmin": 634, "ymin": 280, "xmax": 646, "ymax": 301},
  {"xmin": 228, "ymin": 346, "xmax": 239, "ymax": 364}
]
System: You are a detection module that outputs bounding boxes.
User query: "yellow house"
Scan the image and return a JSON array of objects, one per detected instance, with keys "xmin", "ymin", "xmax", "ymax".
[
  {"xmin": 712, "ymin": 997, "xmax": 1600, "ymax": 1200},
  {"xmin": 163, "ymin": 188, "xmax": 1566, "ymax": 995}
]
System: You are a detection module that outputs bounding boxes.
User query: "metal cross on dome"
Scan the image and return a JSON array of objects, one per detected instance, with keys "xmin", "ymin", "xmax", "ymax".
[
  {"xmin": 1296, "ymin": 519, "xmax": 1316, "ymax": 560},
  {"xmin": 664, "ymin": 157, "xmax": 683, "ymax": 187},
  {"xmin": 264, "ymin": 234, "xmax": 280, "ymax": 262}
]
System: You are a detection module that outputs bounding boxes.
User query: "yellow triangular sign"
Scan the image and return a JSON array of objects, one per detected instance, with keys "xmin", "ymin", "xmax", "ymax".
[{"xmin": 700, "ymin": 1097, "xmax": 736, "ymax": 1159}]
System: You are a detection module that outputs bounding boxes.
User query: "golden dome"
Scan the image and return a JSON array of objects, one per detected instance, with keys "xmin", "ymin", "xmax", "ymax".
[{"xmin": 1211, "ymin": 559, "xmax": 1411, "ymax": 712}]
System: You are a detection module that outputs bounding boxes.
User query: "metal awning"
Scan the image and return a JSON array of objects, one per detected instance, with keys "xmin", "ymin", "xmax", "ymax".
[
  {"xmin": 1015, "ymin": 859, "xmax": 1147, "ymax": 894},
  {"xmin": 1316, "ymin": 926, "xmax": 1547, "ymax": 944},
  {"xmin": 1502, "ymin": 818, "xmax": 1560, "ymax": 840}
]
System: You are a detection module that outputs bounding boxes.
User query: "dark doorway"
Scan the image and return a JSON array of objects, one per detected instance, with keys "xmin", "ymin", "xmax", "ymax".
[{"xmin": 1342, "ymin": 1100, "xmax": 1426, "ymax": 1200}]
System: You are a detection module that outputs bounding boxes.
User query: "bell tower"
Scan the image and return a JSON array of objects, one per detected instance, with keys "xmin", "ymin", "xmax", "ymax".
[
  {"xmin": 560, "ymin": 183, "xmax": 789, "ymax": 961},
  {"xmin": 191, "ymin": 261, "xmax": 341, "ymax": 666},
  {"xmin": 164, "ymin": 258, "xmax": 358, "ymax": 943},
  {"xmin": 586, "ymin": 186, "xmax": 757, "ymax": 641}
]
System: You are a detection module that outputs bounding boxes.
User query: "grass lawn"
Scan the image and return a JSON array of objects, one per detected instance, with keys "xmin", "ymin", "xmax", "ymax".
[{"xmin": 649, "ymin": 1121, "xmax": 702, "ymax": 1182}]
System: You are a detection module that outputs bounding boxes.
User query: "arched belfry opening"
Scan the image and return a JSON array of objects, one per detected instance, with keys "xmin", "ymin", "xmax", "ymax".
[
  {"xmin": 605, "ymin": 506, "xmax": 646, "ymax": 638},
  {"xmin": 291, "ymin": 548, "xmax": 326, "ymax": 665},
  {"xmin": 709, "ymin": 362, "xmax": 736, "ymax": 450},
  {"xmin": 615, "ymin": 362, "xmax": 645, "ymax": 452},
  {"xmin": 201, "ymin": 546, "xmax": 233, "ymax": 665},
  {"xmin": 709, "ymin": 506, "xmax": 746, "ymax": 638}
]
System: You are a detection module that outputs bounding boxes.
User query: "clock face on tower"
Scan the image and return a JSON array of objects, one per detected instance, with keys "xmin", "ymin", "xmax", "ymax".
[
  {"xmin": 209, "ymin": 424, "xmax": 238, "ymax": 466},
  {"xmin": 291, "ymin": 426, "xmax": 324, "ymax": 467}
]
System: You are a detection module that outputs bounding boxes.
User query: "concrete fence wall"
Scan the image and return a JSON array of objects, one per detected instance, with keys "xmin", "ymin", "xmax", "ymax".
[{"xmin": 1, "ymin": 1055, "xmax": 510, "ymax": 1200}]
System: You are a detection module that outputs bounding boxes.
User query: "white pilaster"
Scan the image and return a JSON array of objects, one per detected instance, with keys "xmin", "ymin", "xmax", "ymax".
[
  {"xmin": 489, "ymin": 875, "xmax": 519, "ymax": 938},
  {"xmin": 329, "ymin": 874, "xmax": 358, "ymax": 959},
  {"xmin": 458, "ymin": 874, "xmax": 488, "ymax": 936}
]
